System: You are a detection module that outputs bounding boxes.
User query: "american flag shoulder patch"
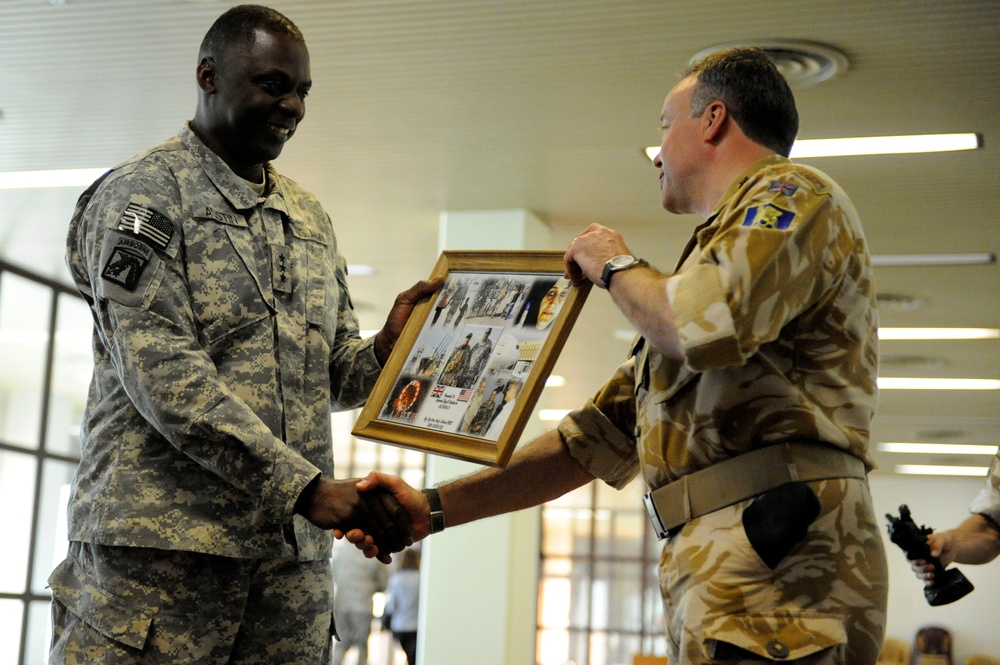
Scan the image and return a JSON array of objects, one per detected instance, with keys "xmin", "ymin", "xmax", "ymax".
[{"xmin": 117, "ymin": 202, "xmax": 174, "ymax": 251}]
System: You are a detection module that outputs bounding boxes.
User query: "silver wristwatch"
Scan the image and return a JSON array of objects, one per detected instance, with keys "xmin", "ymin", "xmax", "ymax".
[{"xmin": 601, "ymin": 255, "xmax": 647, "ymax": 288}]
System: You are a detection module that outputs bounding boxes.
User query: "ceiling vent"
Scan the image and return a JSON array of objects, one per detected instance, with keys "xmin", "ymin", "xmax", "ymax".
[{"xmin": 690, "ymin": 40, "xmax": 849, "ymax": 87}]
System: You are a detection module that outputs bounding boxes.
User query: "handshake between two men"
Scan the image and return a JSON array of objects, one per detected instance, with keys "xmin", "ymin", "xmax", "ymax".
[{"xmin": 295, "ymin": 475, "xmax": 416, "ymax": 563}]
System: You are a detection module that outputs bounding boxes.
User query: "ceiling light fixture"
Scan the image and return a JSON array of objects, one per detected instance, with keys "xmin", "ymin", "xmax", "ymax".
[
  {"xmin": 878, "ymin": 442, "xmax": 998, "ymax": 455},
  {"xmin": 791, "ymin": 133, "xmax": 982, "ymax": 158},
  {"xmin": 893, "ymin": 464, "xmax": 989, "ymax": 477},
  {"xmin": 872, "ymin": 253, "xmax": 995, "ymax": 267},
  {"xmin": 878, "ymin": 378, "xmax": 1000, "ymax": 390},
  {"xmin": 347, "ymin": 264, "xmax": 377, "ymax": 277},
  {"xmin": 539, "ymin": 409, "xmax": 571, "ymax": 422},
  {"xmin": 879, "ymin": 328, "xmax": 1000, "ymax": 340},
  {"xmin": 0, "ymin": 167, "xmax": 109, "ymax": 190},
  {"xmin": 644, "ymin": 133, "xmax": 982, "ymax": 162}
]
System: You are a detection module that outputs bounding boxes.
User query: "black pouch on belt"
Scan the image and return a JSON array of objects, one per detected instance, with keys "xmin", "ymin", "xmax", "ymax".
[{"xmin": 741, "ymin": 481, "xmax": 821, "ymax": 569}]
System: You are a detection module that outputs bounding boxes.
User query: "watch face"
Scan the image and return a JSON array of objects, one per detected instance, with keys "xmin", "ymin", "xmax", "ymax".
[{"xmin": 610, "ymin": 255, "xmax": 635, "ymax": 268}]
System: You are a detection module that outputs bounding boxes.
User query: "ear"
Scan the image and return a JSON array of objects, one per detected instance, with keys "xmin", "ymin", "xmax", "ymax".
[
  {"xmin": 701, "ymin": 100, "xmax": 728, "ymax": 142},
  {"xmin": 196, "ymin": 57, "xmax": 218, "ymax": 94}
]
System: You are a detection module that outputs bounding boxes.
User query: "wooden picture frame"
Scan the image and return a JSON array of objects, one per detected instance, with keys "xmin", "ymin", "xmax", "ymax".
[{"xmin": 352, "ymin": 250, "xmax": 591, "ymax": 467}]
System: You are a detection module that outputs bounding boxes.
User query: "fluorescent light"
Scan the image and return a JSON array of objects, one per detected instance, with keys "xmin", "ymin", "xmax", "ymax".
[
  {"xmin": 790, "ymin": 133, "xmax": 981, "ymax": 158},
  {"xmin": 0, "ymin": 167, "xmax": 110, "ymax": 189},
  {"xmin": 539, "ymin": 409, "xmax": 571, "ymax": 422},
  {"xmin": 878, "ymin": 442, "xmax": 998, "ymax": 455},
  {"xmin": 347, "ymin": 264, "xmax": 377, "ymax": 277},
  {"xmin": 879, "ymin": 328, "xmax": 1000, "ymax": 340},
  {"xmin": 872, "ymin": 253, "xmax": 995, "ymax": 267},
  {"xmin": 894, "ymin": 464, "xmax": 989, "ymax": 477},
  {"xmin": 613, "ymin": 329, "xmax": 637, "ymax": 342},
  {"xmin": 545, "ymin": 375, "xmax": 566, "ymax": 387},
  {"xmin": 878, "ymin": 377, "xmax": 1000, "ymax": 390},
  {"xmin": 644, "ymin": 132, "xmax": 981, "ymax": 161}
]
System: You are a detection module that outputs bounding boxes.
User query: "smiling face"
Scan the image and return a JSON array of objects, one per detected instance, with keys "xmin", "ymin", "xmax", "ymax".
[{"xmin": 195, "ymin": 28, "xmax": 312, "ymax": 181}]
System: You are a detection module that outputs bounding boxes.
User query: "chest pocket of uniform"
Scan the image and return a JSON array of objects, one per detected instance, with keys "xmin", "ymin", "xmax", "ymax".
[
  {"xmin": 288, "ymin": 223, "xmax": 335, "ymax": 331},
  {"xmin": 187, "ymin": 213, "xmax": 273, "ymax": 344},
  {"xmin": 631, "ymin": 336, "xmax": 699, "ymax": 404}
]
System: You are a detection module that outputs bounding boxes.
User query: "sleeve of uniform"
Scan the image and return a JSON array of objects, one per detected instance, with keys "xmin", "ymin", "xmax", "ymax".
[
  {"xmin": 327, "ymin": 246, "xmax": 382, "ymax": 408},
  {"xmin": 969, "ymin": 453, "xmax": 1000, "ymax": 525},
  {"xmin": 665, "ymin": 171, "xmax": 857, "ymax": 372},
  {"xmin": 77, "ymin": 169, "xmax": 319, "ymax": 524},
  {"xmin": 557, "ymin": 358, "xmax": 640, "ymax": 490}
]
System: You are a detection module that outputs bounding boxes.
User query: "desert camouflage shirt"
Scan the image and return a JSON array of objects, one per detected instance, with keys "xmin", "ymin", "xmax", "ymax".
[
  {"xmin": 559, "ymin": 155, "xmax": 879, "ymax": 492},
  {"xmin": 969, "ymin": 453, "xmax": 1000, "ymax": 525},
  {"xmin": 65, "ymin": 123, "xmax": 382, "ymax": 560}
]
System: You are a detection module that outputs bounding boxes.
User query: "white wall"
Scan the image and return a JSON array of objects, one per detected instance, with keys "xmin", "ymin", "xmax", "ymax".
[{"xmin": 870, "ymin": 474, "xmax": 1000, "ymax": 663}]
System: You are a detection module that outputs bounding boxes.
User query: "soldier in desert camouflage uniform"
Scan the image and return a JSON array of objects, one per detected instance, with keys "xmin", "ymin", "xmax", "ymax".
[
  {"xmin": 911, "ymin": 452, "xmax": 1000, "ymax": 584},
  {"xmin": 49, "ymin": 5, "xmax": 436, "ymax": 664},
  {"xmin": 354, "ymin": 46, "xmax": 889, "ymax": 664}
]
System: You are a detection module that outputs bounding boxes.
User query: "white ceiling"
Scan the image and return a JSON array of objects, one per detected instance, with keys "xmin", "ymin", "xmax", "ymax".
[{"xmin": 1, "ymin": 0, "xmax": 998, "ymax": 475}]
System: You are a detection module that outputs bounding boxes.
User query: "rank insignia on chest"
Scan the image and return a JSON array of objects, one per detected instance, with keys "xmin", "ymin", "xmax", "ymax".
[
  {"xmin": 116, "ymin": 203, "xmax": 175, "ymax": 251},
  {"xmin": 742, "ymin": 203, "xmax": 796, "ymax": 230},
  {"xmin": 271, "ymin": 244, "xmax": 292, "ymax": 294}
]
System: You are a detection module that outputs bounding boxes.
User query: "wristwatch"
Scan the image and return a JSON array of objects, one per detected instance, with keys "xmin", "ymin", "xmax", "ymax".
[
  {"xmin": 422, "ymin": 487, "xmax": 446, "ymax": 534},
  {"xmin": 601, "ymin": 255, "xmax": 648, "ymax": 288}
]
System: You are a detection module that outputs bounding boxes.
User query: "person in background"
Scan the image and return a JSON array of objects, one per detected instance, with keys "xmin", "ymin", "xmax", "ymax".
[
  {"xmin": 911, "ymin": 455, "xmax": 1000, "ymax": 584},
  {"xmin": 352, "ymin": 46, "xmax": 887, "ymax": 665},
  {"xmin": 332, "ymin": 543, "xmax": 389, "ymax": 665},
  {"xmin": 384, "ymin": 548, "xmax": 421, "ymax": 665},
  {"xmin": 50, "ymin": 5, "xmax": 433, "ymax": 663}
]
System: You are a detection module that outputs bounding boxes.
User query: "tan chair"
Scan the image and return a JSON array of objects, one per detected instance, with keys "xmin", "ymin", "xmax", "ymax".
[
  {"xmin": 878, "ymin": 636, "xmax": 910, "ymax": 665},
  {"xmin": 633, "ymin": 655, "xmax": 669, "ymax": 665},
  {"xmin": 965, "ymin": 656, "xmax": 1000, "ymax": 665},
  {"xmin": 911, "ymin": 626, "xmax": 953, "ymax": 665}
]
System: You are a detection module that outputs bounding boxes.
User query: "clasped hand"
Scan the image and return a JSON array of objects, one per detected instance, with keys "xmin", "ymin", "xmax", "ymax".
[{"xmin": 296, "ymin": 476, "xmax": 413, "ymax": 563}]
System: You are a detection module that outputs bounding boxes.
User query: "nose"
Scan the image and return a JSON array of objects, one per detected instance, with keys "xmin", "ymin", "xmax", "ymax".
[
  {"xmin": 652, "ymin": 150, "xmax": 663, "ymax": 168},
  {"xmin": 280, "ymin": 93, "xmax": 306, "ymax": 119}
]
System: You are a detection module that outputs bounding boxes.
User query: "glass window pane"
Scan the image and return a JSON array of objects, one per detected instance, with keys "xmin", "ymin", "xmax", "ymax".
[
  {"xmin": 545, "ymin": 481, "xmax": 593, "ymax": 509},
  {"xmin": 599, "ymin": 630, "xmax": 642, "ymax": 665},
  {"xmin": 45, "ymin": 293, "xmax": 92, "ymax": 457},
  {"xmin": 32, "ymin": 459, "xmax": 76, "ymax": 594},
  {"xmin": 592, "ymin": 559, "xmax": 643, "ymax": 631},
  {"xmin": 26, "ymin": 599, "xmax": 52, "ymax": 665},
  {"xmin": 537, "ymin": 628, "xmax": 569, "ymax": 665},
  {"xmin": 643, "ymin": 563, "xmax": 665, "ymax": 636},
  {"xmin": 0, "ymin": 273, "xmax": 53, "ymax": 449},
  {"xmin": 0, "ymin": 599, "xmax": 24, "ymax": 664},
  {"xmin": 589, "ymin": 630, "xmax": 609, "ymax": 665},
  {"xmin": 617, "ymin": 512, "xmax": 646, "ymax": 558},
  {"xmin": 0, "ymin": 450, "xmax": 37, "ymax": 593},
  {"xmin": 541, "ymin": 507, "xmax": 594, "ymax": 556}
]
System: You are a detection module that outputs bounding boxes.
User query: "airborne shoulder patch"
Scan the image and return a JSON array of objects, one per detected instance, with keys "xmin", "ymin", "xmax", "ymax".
[
  {"xmin": 101, "ymin": 233, "xmax": 155, "ymax": 292},
  {"xmin": 742, "ymin": 203, "xmax": 796, "ymax": 230}
]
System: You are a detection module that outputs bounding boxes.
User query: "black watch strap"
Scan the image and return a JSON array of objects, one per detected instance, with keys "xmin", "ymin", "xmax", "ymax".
[{"xmin": 422, "ymin": 487, "xmax": 446, "ymax": 534}]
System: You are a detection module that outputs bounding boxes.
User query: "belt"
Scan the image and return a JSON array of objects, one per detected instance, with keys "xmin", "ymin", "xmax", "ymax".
[{"xmin": 642, "ymin": 442, "xmax": 867, "ymax": 539}]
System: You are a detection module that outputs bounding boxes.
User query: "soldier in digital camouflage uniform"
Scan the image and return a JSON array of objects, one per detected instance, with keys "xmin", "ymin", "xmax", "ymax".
[
  {"xmin": 49, "ymin": 5, "xmax": 436, "ymax": 664},
  {"xmin": 353, "ymin": 46, "xmax": 889, "ymax": 664},
  {"xmin": 911, "ymin": 452, "xmax": 1000, "ymax": 584}
]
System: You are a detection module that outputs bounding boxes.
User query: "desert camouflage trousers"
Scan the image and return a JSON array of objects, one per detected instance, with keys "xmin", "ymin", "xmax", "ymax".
[
  {"xmin": 49, "ymin": 542, "xmax": 335, "ymax": 664},
  {"xmin": 658, "ymin": 478, "xmax": 888, "ymax": 664}
]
